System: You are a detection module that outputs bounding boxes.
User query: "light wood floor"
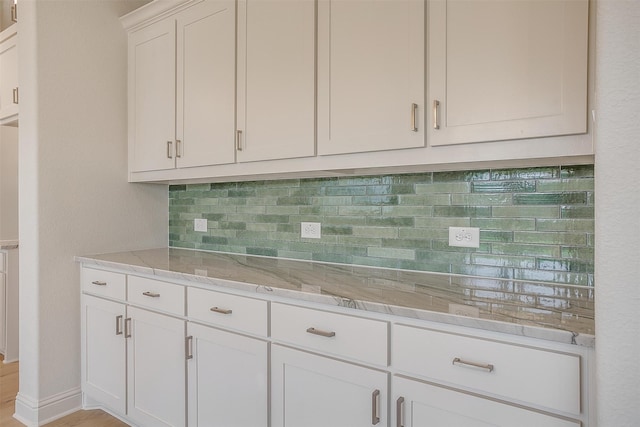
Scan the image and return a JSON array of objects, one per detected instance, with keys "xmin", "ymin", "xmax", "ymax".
[{"xmin": 0, "ymin": 355, "xmax": 128, "ymax": 427}]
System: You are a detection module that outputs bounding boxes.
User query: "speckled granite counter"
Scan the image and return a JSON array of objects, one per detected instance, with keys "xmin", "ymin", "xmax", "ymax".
[{"xmin": 76, "ymin": 247, "xmax": 595, "ymax": 347}]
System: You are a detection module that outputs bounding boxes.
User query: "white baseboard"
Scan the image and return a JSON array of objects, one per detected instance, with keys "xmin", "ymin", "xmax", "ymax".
[{"xmin": 13, "ymin": 387, "xmax": 82, "ymax": 426}]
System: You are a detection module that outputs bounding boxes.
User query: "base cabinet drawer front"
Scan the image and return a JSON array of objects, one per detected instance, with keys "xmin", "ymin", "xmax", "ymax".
[
  {"xmin": 393, "ymin": 376, "xmax": 580, "ymax": 427},
  {"xmin": 272, "ymin": 344, "xmax": 388, "ymax": 427},
  {"xmin": 271, "ymin": 302, "xmax": 388, "ymax": 366},
  {"xmin": 187, "ymin": 323, "xmax": 268, "ymax": 427},
  {"xmin": 82, "ymin": 267, "xmax": 126, "ymax": 300},
  {"xmin": 128, "ymin": 275, "xmax": 185, "ymax": 315},
  {"xmin": 393, "ymin": 325, "xmax": 581, "ymax": 415},
  {"xmin": 187, "ymin": 287, "xmax": 267, "ymax": 336}
]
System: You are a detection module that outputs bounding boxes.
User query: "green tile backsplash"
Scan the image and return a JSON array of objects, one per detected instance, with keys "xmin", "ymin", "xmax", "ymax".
[{"xmin": 169, "ymin": 165, "xmax": 595, "ymax": 286}]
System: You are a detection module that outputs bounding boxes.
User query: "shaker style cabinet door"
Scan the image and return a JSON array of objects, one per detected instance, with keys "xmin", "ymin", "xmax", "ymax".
[
  {"xmin": 128, "ymin": 17, "xmax": 177, "ymax": 173},
  {"xmin": 0, "ymin": 27, "xmax": 18, "ymax": 122},
  {"xmin": 236, "ymin": 0, "xmax": 316, "ymax": 162},
  {"xmin": 271, "ymin": 345, "xmax": 388, "ymax": 427},
  {"xmin": 428, "ymin": 0, "xmax": 589, "ymax": 146},
  {"xmin": 317, "ymin": 0, "xmax": 425, "ymax": 155},
  {"xmin": 393, "ymin": 376, "xmax": 580, "ymax": 427},
  {"xmin": 81, "ymin": 295, "xmax": 127, "ymax": 416},
  {"xmin": 176, "ymin": 0, "xmax": 236, "ymax": 168},
  {"xmin": 187, "ymin": 323, "xmax": 268, "ymax": 427}
]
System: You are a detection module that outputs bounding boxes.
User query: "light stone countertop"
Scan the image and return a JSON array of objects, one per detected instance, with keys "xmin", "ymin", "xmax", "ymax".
[{"xmin": 76, "ymin": 247, "xmax": 595, "ymax": 347}]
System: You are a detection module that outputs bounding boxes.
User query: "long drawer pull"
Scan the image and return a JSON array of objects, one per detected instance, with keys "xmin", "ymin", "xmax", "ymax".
[
  {"xmin": 115, "ymin": 315, "xmax": 123, "ymax": 336},
  {"xmin": 396, "ymin": 396, "xmax": 405, "ymax": 427},
  {"xmin": 452, "ymin": 357, "xmax": 494, "ymax": 372},
  {"xmin": 186, "ymin": 336, "xmax": 193, "ymax": 360},
  {"xmin": 433, "ymin": 99, "xmax": 441, "ymax": 129},
  {"xmin": 143, "ymin": 291, "xmax": 160, "ymax": 298},
  {"xmin": 91, "ymin": 280, "xmax": 107, "ymax": 286},
  {"xmin": 124, "ymin": 318, "xmax": 132, "ymax": 338},
  {"xmin": 210, "ymin": 307, "xmax": 233, "ymax": 315},
  {"xmin": 410, "ymin": 103, "xmax": 418, "ymax": 132},
  {"xmin": 372, "ymin": 389, "xmax": 381, "ymax": 425},
  {"xmin": 306, "ymin": 327, "xmax": 336, "ymax": 338}
]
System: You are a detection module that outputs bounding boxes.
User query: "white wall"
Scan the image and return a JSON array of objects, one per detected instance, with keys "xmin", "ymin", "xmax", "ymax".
[
  {"xmin": 15, "ymin": 0, "xmax": 167, "ymax": 424},
  {"xmin": 595, "ymin": 1, "xmax": 640, "ymax": 426}
]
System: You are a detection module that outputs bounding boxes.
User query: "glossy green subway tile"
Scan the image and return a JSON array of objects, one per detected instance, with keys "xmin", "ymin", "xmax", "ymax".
[
  {"xmin": 472, "ymin": 218, "xmax": 537, "ymax": 230},
  {"xmin": 337, "ymin": 235, "xmax": 383, "ymax": 247},
  {"xmin": 337, "ymin": 205, "xmax": 381, "ymax": 216},
  {"xmin": 471, "ymin": 253, "xmax": 536, "ymax": 269},
  {"xmin": 381, "ymin": 238, "xmax": 429, "ymax": 250},
  {"xmin": 415, "ymin": 217, "xmax": 470, "ymax": 228},
  {"xmin": 433, "ymin": 170, "xmax": 490, "ymax": 182},
  {"xmin": 479, "ymin": 230, "xmax": 513, "ymax": 243},
  {"xmin": 265, "ymin": 205, "xmax": 300, "ymax": 215},
  {"xmin": 326, "ymin": 186, "xmax": 367, "ymax": 196},
  {"xmin": 399, "ymin": 228, "xmax": 447, "ymax": 240},
  {"xmin": 560, "ymin": 165, "xmax": 594, "ymax": 178},
  {"xmin": 227, "ymin": 188, "xmax": 257, "ymax": 197},
  {"xmin": 513, "ymin": 192, "xmax": 587, "ymax": 205},
  {"xmin": 366, "ymin": 184, "xmax": 415, "ymax": 195},
  {"xmin": 536, "ymin": 179, "xmax": 594, "ymax": 192},
  {"xmin": 561, "ymin": 206, "xmax": 594, "ymax": 219},
  {"xmin": 513, "ymin": 231, "xmax": 587, "ymax": 246},
  {"xmin": 561, "ymin": 246, "xmax": 594, "ymax": 260},
  {"xmin": 323, "ymin": 225, "xmax": 354, "ymax": 236},
  {"xmin": 247, "ymin": 223, "xmax": 278, "ymax": 232},
  {"xmin": 352, "ymin": 195, "xmax": 399, "ymax": 206},
  {"xmin": 391, "ymin": 173, "xmax": 432, "ymax": 184},
  {"xmin": 256, "ymin": 187, "xmax": 289, "ymax": 197},
  {"xmin": 537, "ymin": 258, "xmax": 593, "ymax": 273},
  {"xmin": 291, "ymin": 187, "xmax": 326, "ymax": 197},
  {"xmin": 366, "ymin": 217, "xmax": 414, "ymax": 227},
  {"xmin": 513, "ymin": 269, "xmax": 590, "ymax": 286},
  {"xmin": 170, "ymin": 184, "xmax": 187, "ymax": 192},
  {"xmin": 276, "ymin": 223, "xmax": 296, "ymax": 233},
  {"xmin": 202, "ymin": 236, "xmax": 228, "ymax": 245},
  {"xmin": 415, "ymin": 182, "xmax": 471, "ymax": 194},
  {"xmin": 431, "ymin": 240, "xmax": 491, "ymax": 253},
  {"xmin": 194, "ymin": 197, "xmax": 220, "ymax": 206},
  {"xmin": 352, "ymin": 226, "xmax": 398, "ymax": 239},
  {"xmin": 277, "ymin": 250, "xmax": 313, "ymax": 260},
  {"xmin": 492, "ymin": 206, "xmax": 559, "ymax": 218},
  {"xmin": 323, "ymin": 216, "xmax": 368, "ymax": 227},
  {"xmin": 451, "ymin": 194, "xmax": 512, "ymax": 206},
  {"xmin": 433, "ymin": 206, "xmax": 492, "ymax": 218},
  {"xmin": 170, "ymin": 198, "xmax": 195, "ymax": 206},
  {"xmin": 381, "ymin": 205, "xmax": 433, "ymax": 217},
  {"xmin": 210, "ymin": 182, "xmax": 239, "ymax": 190},
  {"xmin": 472, "ymin": 181, "xmax": 536, "ymax": 193},
  {"xmin": 246, "ymin": 247, "xmax": 278, "ymax": 257},
  {"xmin": 587, "ymin": 234, "xmax": 595, "ymax": 247},
  {"xmin": 277, "ymin": 196, "xmax": 312, "ymax": 206},
  {"xmin": 236, "ymin": 206, "xmax": 266, "ymax": 215},
  {"xmin": 400, "ymin": 194, "xmax": 451, "ymax": 206},
  {"xmin": 217, "ymin": 221, "xmax": 247, "ymax": 230},
  {"xmin": 254, "ymin": 214, "xmax": 289, "ymax": 223},
  {"xmin": 300, "ymin": 177, "xmax": 339, "ymax": 187},
  {"xmin": 415, "ymin": 250, "xmax": 471, "ymax": 264},
  {"xmin": 536, "ymin": 219, "xmax": 594, "ymax": 232},
  {"xmin": 491, "ymin": 167, "xmax": 560, "ymax": 180},
  {"xmin": 316, "ymin": 196, "xmax": 352, "ymax": 206},
  {"xmin": 492, "ymin": 243, "xmax": 560, "ymax": 258},
  {"xmin": 338, "ymin": 176, "xmax": 391, "ymax": 186},
  {"xmin": 219, "ymin": 197, "xmax": 248, "ymax": 206}
]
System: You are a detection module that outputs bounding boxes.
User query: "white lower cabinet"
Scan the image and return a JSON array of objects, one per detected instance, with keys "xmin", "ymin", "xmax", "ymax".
[
  {"xmin": 127, "ymin": 306, "xmax": 186, "ymax": 427},
  {"xmin": 393, "ymin": 376, "xmax": 579, "ymax": 427},
  {"xmin": 271, "ymin": 345, "xmax": 388, "ymax": 427},
  {"xmin": 187, "ymin": 322, "xmax": 267, "ymax": 427},
  {"xmin": 81, "ymin": 295, "xmax": 127, "ymax": 415}
]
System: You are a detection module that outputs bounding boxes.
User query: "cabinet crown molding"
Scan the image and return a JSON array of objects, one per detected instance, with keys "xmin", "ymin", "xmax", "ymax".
[{"xmin": 120, "ymin": 0, "xmax": 200, "ymax": 31}]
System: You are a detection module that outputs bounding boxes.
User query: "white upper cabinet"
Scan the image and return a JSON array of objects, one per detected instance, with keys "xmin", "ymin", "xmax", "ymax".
[
  {"xmin": 317, "ymin": 0, "xmax": 425, "ymax": 155},
  {"xmin": 128, "ymin": 17, "xmax": 176, "ymax": 172},
  {"xmin": 428, "ymin": 0, "xmax": 589, "ymax": 146},
  {"xmin": 236, "ymin": 0, "xmax": 316, "ymax": 162},
  {"xmin": 0, "ymin": 24, "xmax": 18, "ymax": 123},
  {"xmin": 176, "ymin": 0, "xmax": 236, "ymax": 168},
  {"xmin": 127, "ymin": 0, "xmax": 236, "ymax": 173}
]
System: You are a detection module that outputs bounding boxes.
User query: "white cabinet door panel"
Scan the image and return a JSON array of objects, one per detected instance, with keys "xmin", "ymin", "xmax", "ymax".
[
  {"xmin": 429, "ymin": 0, "xmax": 588, "ymax": 145},
  {"xmin": 237, "ymin": 0, "xmax": 316, "ymax": 162},
  {"xmin": 177, "ymin": 0, "xmax": 236, "ymax": 168},
  {"xmin": 318, "ymin": 0, "xmax": 425, "ymax": 155},
  {"xmin": 129, "ymin": 18, "xmax": 177, "ymax": 172}
]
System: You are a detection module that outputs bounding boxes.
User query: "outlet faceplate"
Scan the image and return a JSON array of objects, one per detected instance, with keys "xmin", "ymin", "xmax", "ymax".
[
  {"xmin": 448, "ymin": 226, "xmax": 480, "ymax": 248},
  {"xmin": 301, "ymin": 222, "xmax": 321, "ymax": 239},
  {"xmin": 194, "ymin": 218, "xmax": 208, "ymax": 232}
]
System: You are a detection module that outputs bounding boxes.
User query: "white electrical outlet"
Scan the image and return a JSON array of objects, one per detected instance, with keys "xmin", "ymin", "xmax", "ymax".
[
  {"xmin": 448, "ymin": 226, "xmax": 480, "ymax": 248},
  {"xmin": 194, "ymin": 218, "xmax": 208, "ymax": 232},
  {"xmin": 301, "ymin": 222, "xmax": 321, "ymax": 239}
]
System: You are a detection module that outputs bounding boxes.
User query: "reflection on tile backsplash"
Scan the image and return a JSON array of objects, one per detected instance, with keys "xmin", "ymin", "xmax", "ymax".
[{"xmin": 169, "ymin": 165, "xmax": 594, "ymax": 286}]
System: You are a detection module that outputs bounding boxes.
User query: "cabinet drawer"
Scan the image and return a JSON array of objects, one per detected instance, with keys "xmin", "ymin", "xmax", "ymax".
[
  {"xmin": 127, "ymin": 275, "xmax": 185, "ymax": 316},
  {"xmin": 81, "ymin": 267, "xmax": 126, "ymax": 300},
  {"xmin": 393, "ymin": 325, "xmax": 581, "ymax": 415},
  {"xmin": 187, "ymin": 287, "xmax": 267, "ymax": 337},
  {"xmin": 271, "ymin": 303, "xmax": 388, "ymax": 366}
]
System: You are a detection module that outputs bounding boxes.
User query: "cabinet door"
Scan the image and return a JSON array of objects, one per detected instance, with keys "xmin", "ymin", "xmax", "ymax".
[
  {"xmin": 128, "ymin": 17, "xmax": 176, "ymax": 172},
  {"xmin": 318, "ymin": 0, "xmax": 425, "ymax": 155},
  {"xmin": 236, "ymin": 0, "xmax": 315, "ymax": 162},
  {"xmin": 187, "ymin": 323, "xmax": 268, "ymax": 427},
  {"xmin": 272, "ymin": 345, "xmax": 388, "ymax": 427},
  {"xmin": 81, "ymin": 295, "xmax": 126, "ymax": 415},
  {"xmin": 0, "ymin": 271, "xmax": 5, "ymax": 354},
  {"xmin": 428, "ymin": 0, "xmax": 588, "ymax": 146},
  {"xmin": 127, "ymin": 307, "xmax": 186, "ymax": 427},
  {"xmin": 0, "ymin": 28, "xmax": 18, "ymax": 122},
  {"xmin": 176, "ymin": 0, "xmax": 236, "ymax": 168},
  {"xmin": 393, "ymin": 376, "xmax": 580, "ymax": 427}
]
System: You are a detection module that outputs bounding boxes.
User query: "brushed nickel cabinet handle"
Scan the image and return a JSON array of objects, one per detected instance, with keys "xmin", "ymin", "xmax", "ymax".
[
  {"xmin": 124, "ymin": 318, "xmax": 132, "ymax": 338},
  {"xmin": 433, "ymin": 100, "xmax": 441, "ymax": 130},
  {"xmin": 167, "ymin": 141, "xmax": 173, "ymax": 159},
  {"xmin": 410, "ymin": 103, "xmax": 418, "ymax": 132},
  {"xmin": 11, "ymin": 4, "xmax": 17, "ymax": 22},
  {"xmin": 236, "ymin": 130, "xmax": 243, "ymax": 151},
  {"xmin": 210, "ymin": 307, "xmax": 232, "ymax": 315},
  {"xmin": 396, "ymin": 397, "xmax": 405, "ymax": 427},
  {"xmin": 115, "ymin": 315, "xmax": 123, "ymax": 336},
  {"xmin": 186, "ymin": 336, "xmax": 193, "ymax": 360},
  {"xmin": 143, "ymin": 291, "xmax": 160, "ymax": 298},
  {"xmin": 372, "ymin": 389, "xmax": 381, "ymax": 425},
  {"xmin": 12, "ymin": 87, "xmax": 18, "ymax": 104},
  {"xmin": 306, "ymin": 327, "xmax": 336, "ymax": 338},
  {"xmin": 91, "ymin": 280, "xmax": 107, "ymax": 286},
  {"xmin": 452, "ymin": 357, "xmax": 494, "ymax": 372},
  {"xmin": 176, "ymin": 139, "xmax": 182, "ymax": 158}
]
